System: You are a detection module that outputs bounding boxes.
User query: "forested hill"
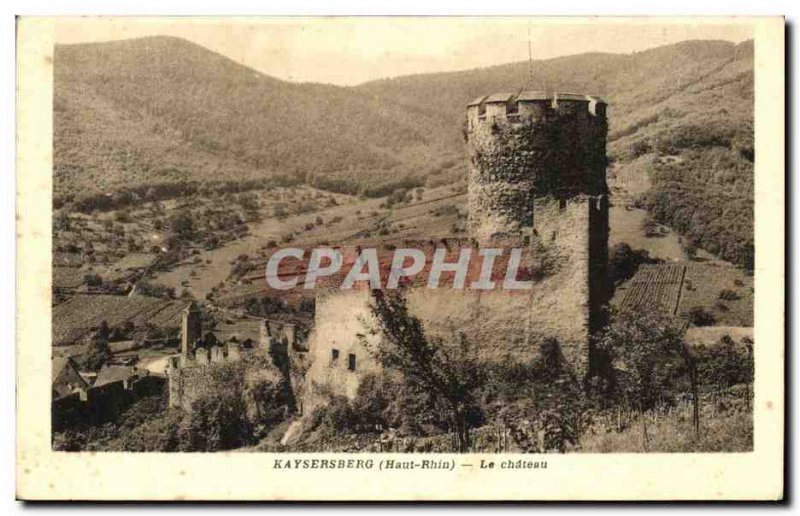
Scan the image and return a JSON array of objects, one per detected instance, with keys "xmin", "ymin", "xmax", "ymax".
[
  {"xmin": 357, "ymin": 39, "xmax": 754, "ymax": 268},
  {"xmin": 54, "ymin": 37, "xmax": 753, "ymax": 268},
  {"xmin": 54, "ymin": 36, "xmax": 456, "ymax": 203}
]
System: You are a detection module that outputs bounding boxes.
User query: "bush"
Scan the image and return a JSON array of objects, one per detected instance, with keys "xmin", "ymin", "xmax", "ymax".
[
  {"xmin": 688, "ymin": 306, "xmax": 716, "ymax": 326},
  {"xmin": 182, "ymin": 391, "xmax": 253, "ymax": 451},
  {"xmin": 116, "ymin": 410, "xmax": 184, "ymax": 452},
  {"xmin": 82, "ymin": 273, "xmax": 102, "ymax": 287},
  {"xmin": 134, "ymin": 281, "xmax": 175, "ymax": 300},
  {"xmin": 608, "ymin": 243, "xmax": 656, "ymax": 286},
  {"xmin": 598, "ymin": 309, "xmax": 690, "ymax": 412},
  {"xmin": 308, "ymin": 396, "xmax": 360, "ymax": 436},
  {"xmin": 693, "ymin": 335, "xmax": 753, "ymax": 397},
  {"xmin": 718, "ymin": 289, "xmax": 740, "ymax": 301}
]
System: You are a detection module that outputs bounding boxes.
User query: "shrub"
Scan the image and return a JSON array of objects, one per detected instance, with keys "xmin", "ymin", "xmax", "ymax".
[
  {"xmin": 182, "ymin": 391, "xmax": 253, "ymax": 451},
  {"xmin": 608, "ymin": 243, "xmax": 656, "ymax": 285},
  {"xmin": 695, "ymin": 336, "xmax": 753, "ymax": 392},
  {"xmin": 308, "ymin": 396, "xmax": 360, "ymax": 436},
  {"xmin": 82, "ymin": 273, "xmax": 103, "ymax": 287},
  {"xmin": 688, "ymin": 306, "xmax": 716, "ymax": 326},
  {"xmin": 598, "ymin": 309, "xmax": 692, "ymax": 412}
]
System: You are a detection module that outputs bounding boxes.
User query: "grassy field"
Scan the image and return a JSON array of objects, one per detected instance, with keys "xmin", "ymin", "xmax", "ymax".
[
  {"xmin": 684, "ymin": 326, "xmax": 753, "ymax": 348},
  {"xmin": 581, "ymin": 398, "xmax": 752, "ymax": 453},
  {"xmin": 609, "ymin": 205, "xmax": 721, "ymax": 264}
]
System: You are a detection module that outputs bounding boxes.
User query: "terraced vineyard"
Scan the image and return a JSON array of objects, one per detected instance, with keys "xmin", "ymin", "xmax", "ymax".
[
  {"xmin": 617, "ymin": 263, "xmax": 686, "ymax": 315},
  {"xmin": 614, "ymin": 262, "xmax": 754, "ymax": 326},
  {"xmin": 52, "ymin": 294, "xmax": 185, "ymax": 346}
]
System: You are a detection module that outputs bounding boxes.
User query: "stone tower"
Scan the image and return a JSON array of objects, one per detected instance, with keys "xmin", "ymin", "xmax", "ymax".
[
  {"xmin": 180, "ymin": 301, "xmax": 202, "ymax": 361},
  {"xmin": 465, "ymin": 91, "xmax": 610, "ymax": 375}
]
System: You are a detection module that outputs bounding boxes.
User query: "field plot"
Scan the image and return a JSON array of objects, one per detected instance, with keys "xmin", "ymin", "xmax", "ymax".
[
  {"xmin": 609, "ymin": 156, "xmax": 653, "ymax": 200},
  {"xmin": 152, "ymin": 184, "xmax": 466, "ymax": 300},
  {"xmin": 53, "ymin": 266, "xmax": 85, "ymax": 291},
  {"xmin": 614, "ymin": 262, "xmax": 753, "ymax": 327},
  {"xmin": 52, "ymin": 294, "xmax": 185, "ymax": 346},
  {"xmin": 677, "ymin": 264, "xmax": 754, "ymax": 326},
  {"xmin": 615, "ymin": 263, "xmax": 686, "ymax": 315}
]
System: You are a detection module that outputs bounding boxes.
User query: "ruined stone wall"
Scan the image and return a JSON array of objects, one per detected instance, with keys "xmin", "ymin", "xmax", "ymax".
[
  {"xmin": 168, "ymin": 365, "xmax": 215, "ymax": 411},
  {"xmin": 303, "ymin": 290, "xmax": 382, "ymax": 406},
  {"xmin": 303, "ymin": 253, "xmax": 597, "ymax": 406},
  {"xmin": 53, "ymin": 375, "xmax": 166, "ymax": 431},
  {"xmin": 167, "ymin": 343, "xmax": 244, "ymax": 410}
]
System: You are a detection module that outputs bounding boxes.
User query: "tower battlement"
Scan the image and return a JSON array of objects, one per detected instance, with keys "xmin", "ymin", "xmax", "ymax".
[{"xmin": 467, "ymin": 91, "xmax": 606, "ymax": 129}]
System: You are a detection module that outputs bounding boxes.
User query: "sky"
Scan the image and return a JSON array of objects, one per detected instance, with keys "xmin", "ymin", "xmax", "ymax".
[{"xmin": 54, "ymin": 17, "xmax": 753, "ymax": 86}]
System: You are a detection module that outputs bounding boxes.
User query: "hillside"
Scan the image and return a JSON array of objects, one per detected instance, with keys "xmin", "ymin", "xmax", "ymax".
[
  {"xmin": 54, "ymin": 37, "xmax": 753, "ymax": 267},
  {"xmin": 356, "ymin": 40, "xmax": 754, "ymax": 267},
  {"xmin": 54, "ymin": 36, "xmax": 457, "ymax": 206}
]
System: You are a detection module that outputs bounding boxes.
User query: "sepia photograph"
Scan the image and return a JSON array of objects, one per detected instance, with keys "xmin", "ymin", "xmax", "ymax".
[{"xmin": 15, "ymin": 14, "xmax": 785, "ymax": 501}]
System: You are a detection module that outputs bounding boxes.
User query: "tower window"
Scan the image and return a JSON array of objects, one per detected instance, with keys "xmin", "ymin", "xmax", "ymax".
[
  {"xmin": 331, "ymin": 348, "xmax": 339, "ymax": 364},
  {"xmin": 559, "ymin": 198, "xmax": 567, "ymax": 211},
  {"xmin": 348, "ymin": 353, "xmax": 357, "ymax": 371}
]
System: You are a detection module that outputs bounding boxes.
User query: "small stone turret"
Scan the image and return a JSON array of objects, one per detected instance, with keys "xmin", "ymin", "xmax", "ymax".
[{"xmin": 180, "ymin": 301, "xmax": 202, "ymax": 364}]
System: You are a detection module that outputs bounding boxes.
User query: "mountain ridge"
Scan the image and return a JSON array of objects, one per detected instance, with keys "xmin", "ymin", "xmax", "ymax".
[{"xmin": 53, "ymin": 36, "xmax": 754, "ymax": 267}]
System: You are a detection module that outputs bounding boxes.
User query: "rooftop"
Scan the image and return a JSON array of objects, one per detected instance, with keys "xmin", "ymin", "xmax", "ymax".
[
  {"xmin": 467, "ymin": 91, "xmax": 606, "ymax": 107},
  {"xmin": 94, "ymin": 365, "xmax": 147, "ymax": 388}
]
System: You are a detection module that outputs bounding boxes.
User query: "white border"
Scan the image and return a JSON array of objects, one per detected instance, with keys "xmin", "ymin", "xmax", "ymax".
[{"xmin": 6, "ymin": 6, "xmax": 791, "ymax": 507}]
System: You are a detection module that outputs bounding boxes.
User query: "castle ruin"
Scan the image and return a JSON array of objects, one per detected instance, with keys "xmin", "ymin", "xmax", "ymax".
[
  {"xmin": 166, "ymin": 303, "xmax": 305, "ymax": 411},
  {"xmin": 302, "ymin": 91, "xmax": 610, "ymax": 401}
]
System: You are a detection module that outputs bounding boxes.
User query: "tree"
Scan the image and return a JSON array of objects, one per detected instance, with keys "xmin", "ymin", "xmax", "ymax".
[
  {"xmin": 608, "ymin": 242, "xmax": 655, "ymax": 285},
  {"xmin": 182, "ymin": 391, "xmax": 252, "ymax": 451},
  {"xmin": 642, "ymin": 218, "xmax": 659, "ymax": 238},
  {"xmin": 697, "ymin": 335, "xmax": 751, "ymax": 392},
  {"xmin": 82, "ymin": 272, "xmax": 103, "ymax": 287},
  {"xmin": 134, "ymin": 280, "xmax": 175, "ymax": 300},
  {"xmin": 682, "ymin": 241, "xmax": 698, "ymax": 260},
  {"xmin": 54, "ymin": 212, "xmax": 71, "ymax": 231},
  {"xmin": 79, "ymin": 322, "xmax": 112, "ymax": 371},
  {"xmin": 598, "ymin": 309, "xmax": 699, "ymax": 438},
  {"xmin": 364, "ymin": 289, "xmax": 484, "ymax": 451}
]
